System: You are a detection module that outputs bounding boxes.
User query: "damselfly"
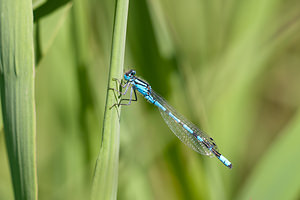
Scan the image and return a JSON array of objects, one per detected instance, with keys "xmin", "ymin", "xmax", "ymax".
[{"xmin": 111, "ymin": 69, "xmax": 232, "ymax": 169}]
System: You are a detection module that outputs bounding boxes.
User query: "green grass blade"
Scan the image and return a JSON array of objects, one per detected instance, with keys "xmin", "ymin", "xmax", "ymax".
[
  {"xmin": 0, "ymin": 100, "xmax": 2, "ymax": 130},
  {"xmin": 237, "ymin": 110, "xmax": 300, "ymax": 200},
  {"xmin": 91, "ymin": 0, "xmax": 129, "ymax": 199},
  {"xmin": 34, "ymin": 2, "xmax": 72, "ymax": 65},
  {"xmin": 0, "ymin": 0, "xmax": 37, "ymax": 200}
]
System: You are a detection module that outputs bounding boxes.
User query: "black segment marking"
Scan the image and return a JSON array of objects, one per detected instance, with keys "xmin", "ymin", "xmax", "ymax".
[
  {"xmin": 212, "ymin": 148, "xmax": 221, "ymax": 157},
  {"xmin": 135, "ymin": 77, "xmax": 149, "ymax": 87},
  {"xmin": 215, "ymin": 151, "xmax": 221, "ymax": 157}
]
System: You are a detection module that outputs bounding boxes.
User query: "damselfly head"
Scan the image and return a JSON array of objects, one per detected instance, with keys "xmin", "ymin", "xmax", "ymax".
[{"xmin": 124, "ymin": 69, "xmax": 136, "ymax": 80}]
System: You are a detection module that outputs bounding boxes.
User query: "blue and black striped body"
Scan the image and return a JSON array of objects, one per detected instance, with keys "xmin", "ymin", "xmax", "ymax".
[{"xmin": 123, "ymin": 70, "xmax": 232, "ymax": 169}]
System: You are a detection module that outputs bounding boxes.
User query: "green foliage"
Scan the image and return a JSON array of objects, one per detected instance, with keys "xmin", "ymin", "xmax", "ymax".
[
  {"xmin": 91, "ymin": 0, "xmax": 129, "ymax": 199},
  {"xmin": 1, "ymin": 0, "xmax": 300, "ymax": 200},
  {"xmin": 238, "ymin": 110, "xmax": 300, "ymax": 200},
  {"xmin": 0, "ymin": 0, "xmax": 37, "ymax": 200}
]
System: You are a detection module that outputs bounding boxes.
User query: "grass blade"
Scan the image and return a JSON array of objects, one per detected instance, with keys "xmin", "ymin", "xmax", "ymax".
[
  {"xmin": 34, "ymin": 2, "xmax": 72, "ymax": 65},
  {"xmin": 91, "ymin": 0, "xmax": 129, "ymax": 199},
  {"xmin": 237, "ymin": 110, "xmax": 300, "ymax": 200},
  {"xmin": 0, "ymin": 0, "xmax": 37, "ymax": 200}
]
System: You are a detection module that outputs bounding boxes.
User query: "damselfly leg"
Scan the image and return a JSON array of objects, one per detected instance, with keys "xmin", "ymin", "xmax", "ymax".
[{"xmin": 109, "ymin": 78, "xmax": 138, "ymax": 109}]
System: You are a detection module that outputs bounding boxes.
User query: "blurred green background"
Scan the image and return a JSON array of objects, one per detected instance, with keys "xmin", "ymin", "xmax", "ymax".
[{"xmin": 1, "ymin": 0, "xmax": 300, "ymax": 199}]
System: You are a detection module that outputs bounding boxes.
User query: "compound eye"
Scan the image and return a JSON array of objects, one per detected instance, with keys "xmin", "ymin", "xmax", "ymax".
[
  {"xmin": 131, "ymin": 70, "xmax": 136, "ymax": 76},
  {"xmin": 124, "ymin": 69, "xmax": 136, "ymax": 80},
  {"xmin": 125, "ymin": 70, "xmax": 132, "ymax": 76}
]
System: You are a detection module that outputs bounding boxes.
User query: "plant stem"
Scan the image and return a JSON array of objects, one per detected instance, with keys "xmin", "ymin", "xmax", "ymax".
[
  {"xmin": 0, "ymin": 0, "xmax": 37, "ymax": 199},
  {"xmin": 91, "ymin": 0, "xmax": 129, "ymax": 199}
]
